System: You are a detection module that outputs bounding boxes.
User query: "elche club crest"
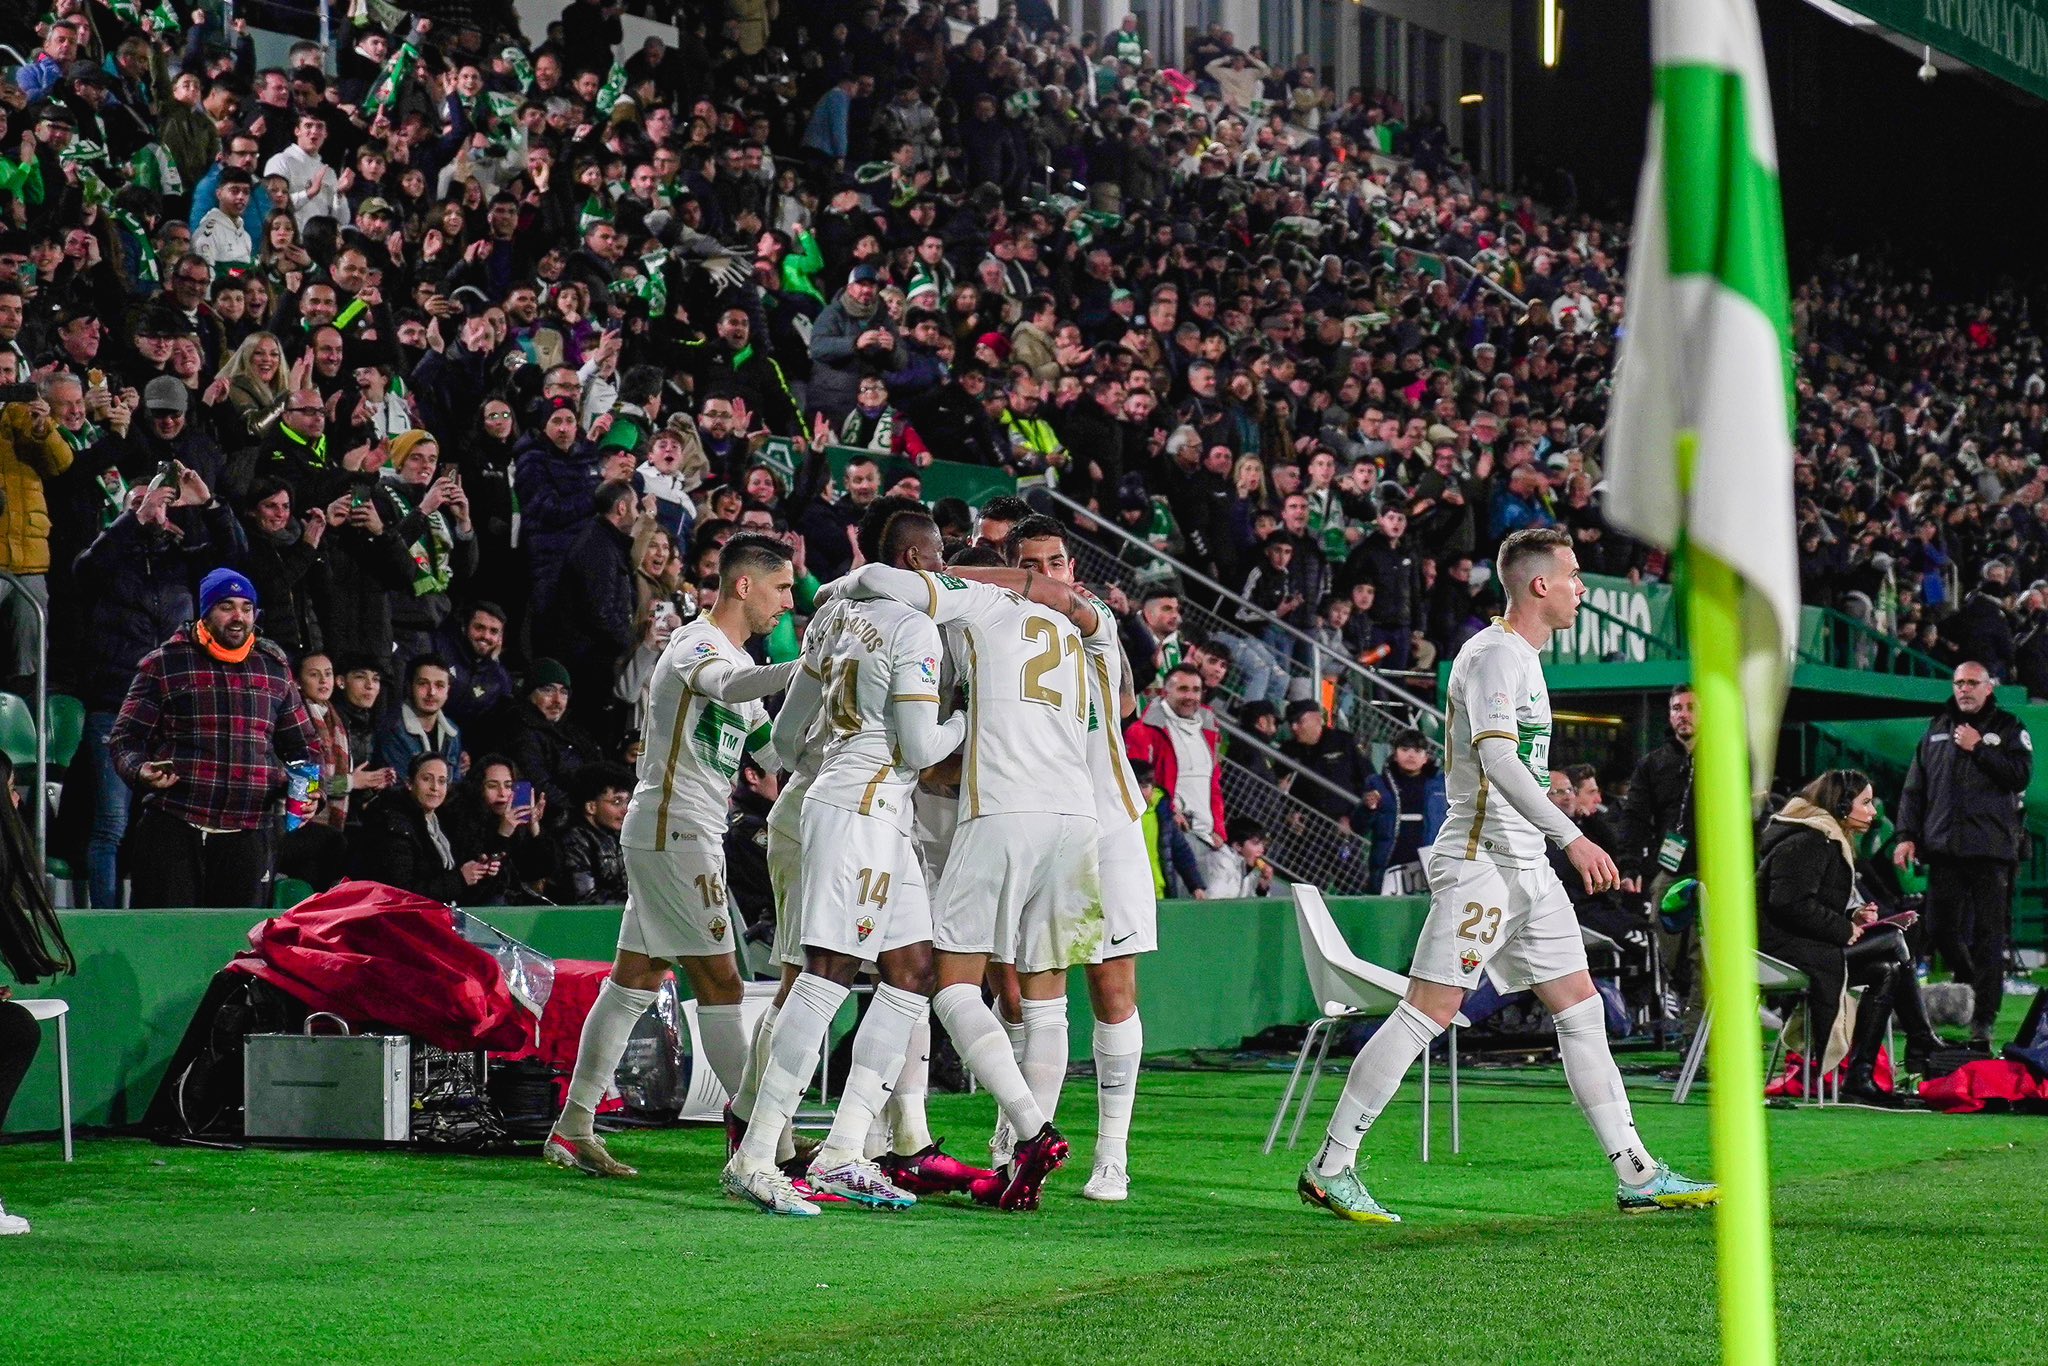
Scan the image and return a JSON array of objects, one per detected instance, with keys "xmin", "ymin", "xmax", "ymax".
[{"xmin": 855, "ymin": 916, "xmax": 876, "ymax": 942}]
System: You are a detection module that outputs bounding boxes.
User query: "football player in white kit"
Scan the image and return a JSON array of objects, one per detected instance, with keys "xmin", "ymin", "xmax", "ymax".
[
  {"xmin": 723, "ymin": 500, "xmax": 1004, "ymax": 1214},
  {"xmin": 837, "ymin": 534, "xmax": 1117, "ymax": 1210},
  {"xmin": 545, "ymin": 534, "xmax": 801, "ymax": 1178},
  {"xmin": 1300, "ymin": 529, "xmax": 1719, "ymax": 1222},
  {"xmin": 1011, "ymin": 516, "xmax": 1152, "ymax": 1202}
]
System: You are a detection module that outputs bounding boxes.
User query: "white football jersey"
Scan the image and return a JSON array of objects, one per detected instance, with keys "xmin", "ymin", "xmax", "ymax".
[
  {"xmin": 800, "ymin": 595, "xmax": 947, "ymax": 833},
  {"xmin": 765, "ymin": 712, "xmax": 825, "ymax": 841},
  {"xmin": 1081, "ymin": 595, "xmax": 1144, "ymax": 830},
  {"xmin": 918, "ymin": 571, "xmax": 1113, "ymax": 819},
  {"xmin": 621, "ymin": 619, "xmax": 771, "ymax": 852},
  {"xmin": 1434, "ymin": 619, "xmax": 1553, "ymax": 868}
]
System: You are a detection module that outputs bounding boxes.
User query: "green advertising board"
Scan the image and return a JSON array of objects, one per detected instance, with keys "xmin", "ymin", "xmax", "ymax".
[
  {"xmin": 1540, "ymin": 572, "xmax": 1679, "ymax": 665},
  {"xmin": 823, "ymin": 446, "xmax": 1016, "ymax": 509},
  {"xmin": 1838, "ymin": 1, "xmax": 2048, "ymax": 102}
]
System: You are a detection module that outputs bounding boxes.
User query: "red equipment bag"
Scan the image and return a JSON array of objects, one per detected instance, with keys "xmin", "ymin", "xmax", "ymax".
[{"xmin": 225, "ymin": 880, "xmax": 534, "ymax": 1052}]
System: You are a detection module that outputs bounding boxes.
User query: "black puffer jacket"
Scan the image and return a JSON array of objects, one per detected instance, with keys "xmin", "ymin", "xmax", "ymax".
[
  {"xmin": 72, "ymin": 502, "xmax": 242, "ymax": 710},
  {"xmin": 1896, "ymin": 698, "xmax": 2032, "ymax": 863},
  {"xmin": 1619, "ymin": 738, "xmax": 1695, "ymax": 881},
  {"xmin": 1755, "ymin": 816, "xmax": 1857, "ymax": 955}
]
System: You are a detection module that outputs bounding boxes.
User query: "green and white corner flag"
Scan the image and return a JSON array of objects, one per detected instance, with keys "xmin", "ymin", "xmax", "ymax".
[
  {"xmin": 1605, "ymin": 6, "xmax": 1794, "ymax": 1365},
  {"xmin": 1607, "ymin": 0, "xmax": 1798, "ymax": 782}
]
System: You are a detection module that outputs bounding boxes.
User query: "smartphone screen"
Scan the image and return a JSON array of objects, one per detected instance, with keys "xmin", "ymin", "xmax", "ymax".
[{"xmin": 513, "ymin": 780, "xmax": 534, "ymax": 810}]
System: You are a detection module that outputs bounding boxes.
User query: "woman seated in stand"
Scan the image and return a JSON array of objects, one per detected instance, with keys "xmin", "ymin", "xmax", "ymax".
[
  {"xmin": 349, "ymin": 755, "xmax": 499, "ymax": 905},
  {"xmin": 1756, "ymin": 769, "xmax": 1941, "ymax": 1104}
]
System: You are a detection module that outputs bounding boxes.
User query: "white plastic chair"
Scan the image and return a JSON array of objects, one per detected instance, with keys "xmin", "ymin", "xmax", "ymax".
[
  {"xmin": 1266, "ymin": 884, "xmax": 1467, "ymax": 1162},
  {"xmin": 1671, "ymin": 951, "xmax": 1812, "ymax": 1105},
  {"xmin": 19, "ymin": 998, "xmax": 71, "ymax": 1161},
  {"xmin": 676, "ymin": 981, "xmax": 781, "ymax": 1122}
]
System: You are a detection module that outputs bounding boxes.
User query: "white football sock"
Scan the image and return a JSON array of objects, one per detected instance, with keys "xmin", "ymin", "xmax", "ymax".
[
  {"xmin": 1001, "ymin": 1009, "xmax": 1027, "ymax": 1063},
  {"xmin": 736, "ymin": 973, "xmax": 847, "ymax": 1169},
  {"xmin": 732, "ymin": 1003, "xmax": 779, "ymax": 1122},
  {"xmin": 1092, "ymin": 1012, "xmax": 1143, "ymax": 1167},
  {"xmin": 818, "ymin": 984, "xmax": 927, "ymax": 1166},
  {"xmin": 887, "ymin": 1014, "xmax": 934, "ymax": 1154},
  {"xmin": 559, "ymin": 979, "xmax": 658, "ymax": 1137},
  {"xmin": 1314, "ymin": 1001, "xmax": 1441, "ymax": 1177},
  {"xmin": 1019, "ymin": 996, "xmax": 1070, "ymax": 1123},
  {"xmin": 1554, "ymin": 995, "xmax": 1656, "ymax": 1185},
  {"xmin": 696, "ymin": 1002, "xmax": 747, "ymax": 1100},
  {"xmin": 935, "ymin": 982, "xmax": 1047, "ymax": 1139}
]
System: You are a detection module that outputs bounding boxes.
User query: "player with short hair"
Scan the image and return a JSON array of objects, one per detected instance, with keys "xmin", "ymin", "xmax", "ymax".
[
  {"xmin": 838, "ymin": 526, "xmax": 1116, "ymax": 1209},
  {"xmin": 1010, "ymin": 515, "xmax": 1152, "ymax": 1202},
  {"xmin": 1299, "ymin": 528, "xmax": 1719, "ymax": 1222},
  {"xmin": 723, "ymin": 499, "xmax": 998, "ymax": 1213},
  {"xmin": 546, "ymin": 534, "xmax": 800, "ymax": 1178}
]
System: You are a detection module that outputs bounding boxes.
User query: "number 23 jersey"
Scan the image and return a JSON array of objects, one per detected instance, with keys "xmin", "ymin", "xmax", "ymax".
[{"xmin": 1435, "ymin": 619, "xmax": 1552, "ymax": 869}]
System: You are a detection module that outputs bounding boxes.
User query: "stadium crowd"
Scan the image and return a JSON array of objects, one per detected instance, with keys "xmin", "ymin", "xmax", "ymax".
[{"xmin": 0, "ymin": 0, "xmax": 2035, "ymax": 928}]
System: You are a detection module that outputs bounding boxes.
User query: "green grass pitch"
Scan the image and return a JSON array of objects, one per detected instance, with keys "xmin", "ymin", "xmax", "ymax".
[{"xmin": 4, "ymin": 1057, "xmax": 2046, "ymax": 1365}]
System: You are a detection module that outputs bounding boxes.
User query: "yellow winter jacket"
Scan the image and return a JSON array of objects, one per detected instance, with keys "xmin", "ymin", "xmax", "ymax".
[{"xmin": 0, "ymin": 402, "xmax": 75, "ymax": 575}]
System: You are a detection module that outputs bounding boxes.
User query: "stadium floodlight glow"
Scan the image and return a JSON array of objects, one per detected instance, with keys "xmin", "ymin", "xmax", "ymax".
[
  {"xmin": 1458, "ymin": 92, "xmax": 1484, "ymax": 104},
  {"xmin": 1541, "ymin": 0, "xmax": 1562, "ymax": 68}
]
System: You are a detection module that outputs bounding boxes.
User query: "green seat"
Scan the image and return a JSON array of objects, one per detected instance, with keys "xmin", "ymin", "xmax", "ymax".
[
  {"xmin": 0, "ymin": 692, "xmax": 35, "ymax": 769},
  {"xmin": 273, "ymin": 877, "xmax": 315, "ymax": 910},
  {"xmin": 46, "ymin": 694, "xmax": 84, "ymax": 769}
]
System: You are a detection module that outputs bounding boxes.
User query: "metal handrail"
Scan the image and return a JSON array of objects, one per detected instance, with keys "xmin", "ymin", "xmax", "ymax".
[
  {"xmin": 0, "ymin": 570, "xmax": 48, "ymax": 862},
  {"xmin": 1373, "ymin": 241, "xmax": 1528, "ymax": 312},
  {"xmin": 1214, "ymin": 711, "xmax": 1365, "ymax": 815},
  {"xmin": 1543, "ymin": 597, "xmax": 1684, "ymax": 664},
  {"xmin": 1040, "ymin": 486, "xmax": 1444, "ymax": 726},
  {"xmin": 1800, "ymin": 604, "xmax": 1949, "ymax": 678}
]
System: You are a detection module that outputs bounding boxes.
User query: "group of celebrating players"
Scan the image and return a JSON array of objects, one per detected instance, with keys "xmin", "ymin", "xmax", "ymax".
[
  {"xmin": 542, "ymin": 498, "xmax": 1149, "ymax": 1215},
  {"xmin": 536, "ymin": 503, "xmax": 1719, "ymax": 1225}
]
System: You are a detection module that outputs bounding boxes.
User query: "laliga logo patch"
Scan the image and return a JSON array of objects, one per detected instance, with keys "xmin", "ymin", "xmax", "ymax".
[
  {"xmin": 855, "ymin": 916, "xmax": 876, "ymax": 943},
  {"xmin": 709, "ymin": 915, "xmax": 728, "ymax": 942},
  {"xmin": 692, "ymin": 640, "xmax": 716, "ymax": 657},
  {"xmin": 917, "ymin": 655, "xmax": 938, "ymax": 685},
  {"xmin": 1459, "ymin": 947, "xmax": 1482, "ymax": 975}
]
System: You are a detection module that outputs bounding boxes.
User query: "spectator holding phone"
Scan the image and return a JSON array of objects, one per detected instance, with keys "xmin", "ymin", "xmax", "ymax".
[
  {"xmin": 1756, "ymin": 770, "xmax": 1941, "ymax": 1101},
  {"xmin": 444, "ymin": 755, "xmax": 556, "ymax": 905},
  {"xmin": 108, "ymin": 569, "xmax": 318, "ymax": 908},
  {"xmin": 349, "ymin": 753, "xmax": 498, "ymax": 904}
]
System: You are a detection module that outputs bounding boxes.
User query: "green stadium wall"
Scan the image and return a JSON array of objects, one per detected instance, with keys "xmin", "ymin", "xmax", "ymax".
[{"xmin": 0, "ymin": 896, "xmax": 1429, "ymax": 1137}]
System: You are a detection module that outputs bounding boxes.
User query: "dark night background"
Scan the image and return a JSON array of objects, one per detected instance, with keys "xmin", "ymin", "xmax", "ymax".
[{"xmin": 1510, "ymin": 0, "xmax": 2048, "ymax": 289}]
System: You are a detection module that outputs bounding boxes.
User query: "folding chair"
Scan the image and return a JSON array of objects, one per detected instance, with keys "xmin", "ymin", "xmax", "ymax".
[
  {"xmin": 19, "ymin": 998, "xmax": 71, "ymax": 1162},
  {"xmin": 1671, "ymin": 951, "xmax": 1812, "ymax": 1104},
  {"xmin": 1266, "ymin": 884, "xmax": 1467, "ymax": 1162}
]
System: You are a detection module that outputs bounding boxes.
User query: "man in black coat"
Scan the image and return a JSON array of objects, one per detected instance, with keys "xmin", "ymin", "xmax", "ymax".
[
  {"xmin": 543, "ymin": 484, "xmax": 638, "ymax": 750},
  {"xmin": 1620, "ymin": 684, "xmax": 1699, "ymax": 1023},
  {"xmin": 1894, "ymin": 661, "xmax": 2033, "ymax": 1047},
  {"xmin": 1338, "ymin": 505, "xmax": 1423, "ymax": 670}
]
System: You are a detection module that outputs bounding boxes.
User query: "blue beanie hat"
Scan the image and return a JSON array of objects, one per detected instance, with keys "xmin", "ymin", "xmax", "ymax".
[{"xmin": 198, "ymin": 567, "xmax": 259, "ymax": 618}]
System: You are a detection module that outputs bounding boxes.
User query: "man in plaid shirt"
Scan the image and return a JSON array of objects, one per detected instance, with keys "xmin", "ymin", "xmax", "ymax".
[{"xmin": 109, "ymin": 569, "xmax": 319, "ymax": 908}]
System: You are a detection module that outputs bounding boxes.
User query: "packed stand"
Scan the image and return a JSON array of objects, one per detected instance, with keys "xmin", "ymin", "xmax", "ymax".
[{"xmin": 0, "ymin": 0, "xmax": 1937, "ymax": 914}]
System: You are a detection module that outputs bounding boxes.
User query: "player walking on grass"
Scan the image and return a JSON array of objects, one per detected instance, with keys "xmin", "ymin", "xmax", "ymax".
[
  {"xmin": 1300, "ymin": 528, "xmax": 1719, "ymax": 1223},
  {"xmin": 722, "ymin": 501, "xmax": 982, "ymax": 1214},
  {"xmin": 1011, "ymin": 517, "xmax": 1153, "ymax": 1202},
  {"xmin": 839, "ymin": 530, "xmax": 1115, "ymax": 1210},
  {"xmin": 546, "ymin": 535, "xmax": 801, "ymax": 1178}
]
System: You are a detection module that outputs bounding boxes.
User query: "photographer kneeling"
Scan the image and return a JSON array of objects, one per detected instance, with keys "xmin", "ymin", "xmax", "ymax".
[{"xmin": 1757, "ymin": 771, "xmax": 1940, "ymax": 1106}]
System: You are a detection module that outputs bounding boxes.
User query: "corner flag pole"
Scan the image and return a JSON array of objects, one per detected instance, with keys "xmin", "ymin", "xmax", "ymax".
[{"xmin": 1680, "ymin": 440, "xmax": 1778, "ymax": 1366}]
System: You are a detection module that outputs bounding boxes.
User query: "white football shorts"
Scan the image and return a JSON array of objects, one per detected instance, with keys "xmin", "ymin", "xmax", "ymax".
[
  {"xmin": 766, "ymin": 819, "xmax": 804, "ymax": 970},
  {"xmin": 1407, "ymin": 848, "xmax": 1589, "ymax": 994},
  {"xmin": 790, "ymin": 802, "xmax": 933, "ymax": 963},
  {"xmin": 618, "ymin": 838, "xmax": 745, "ymax": 961},
  {"xmin": 934, "ymin": 811, "xmax": 1103, "ymax": 973},
  {"xmin": 1096, "ymin": 817, "xmax": 1157, "ymax": 960}
]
